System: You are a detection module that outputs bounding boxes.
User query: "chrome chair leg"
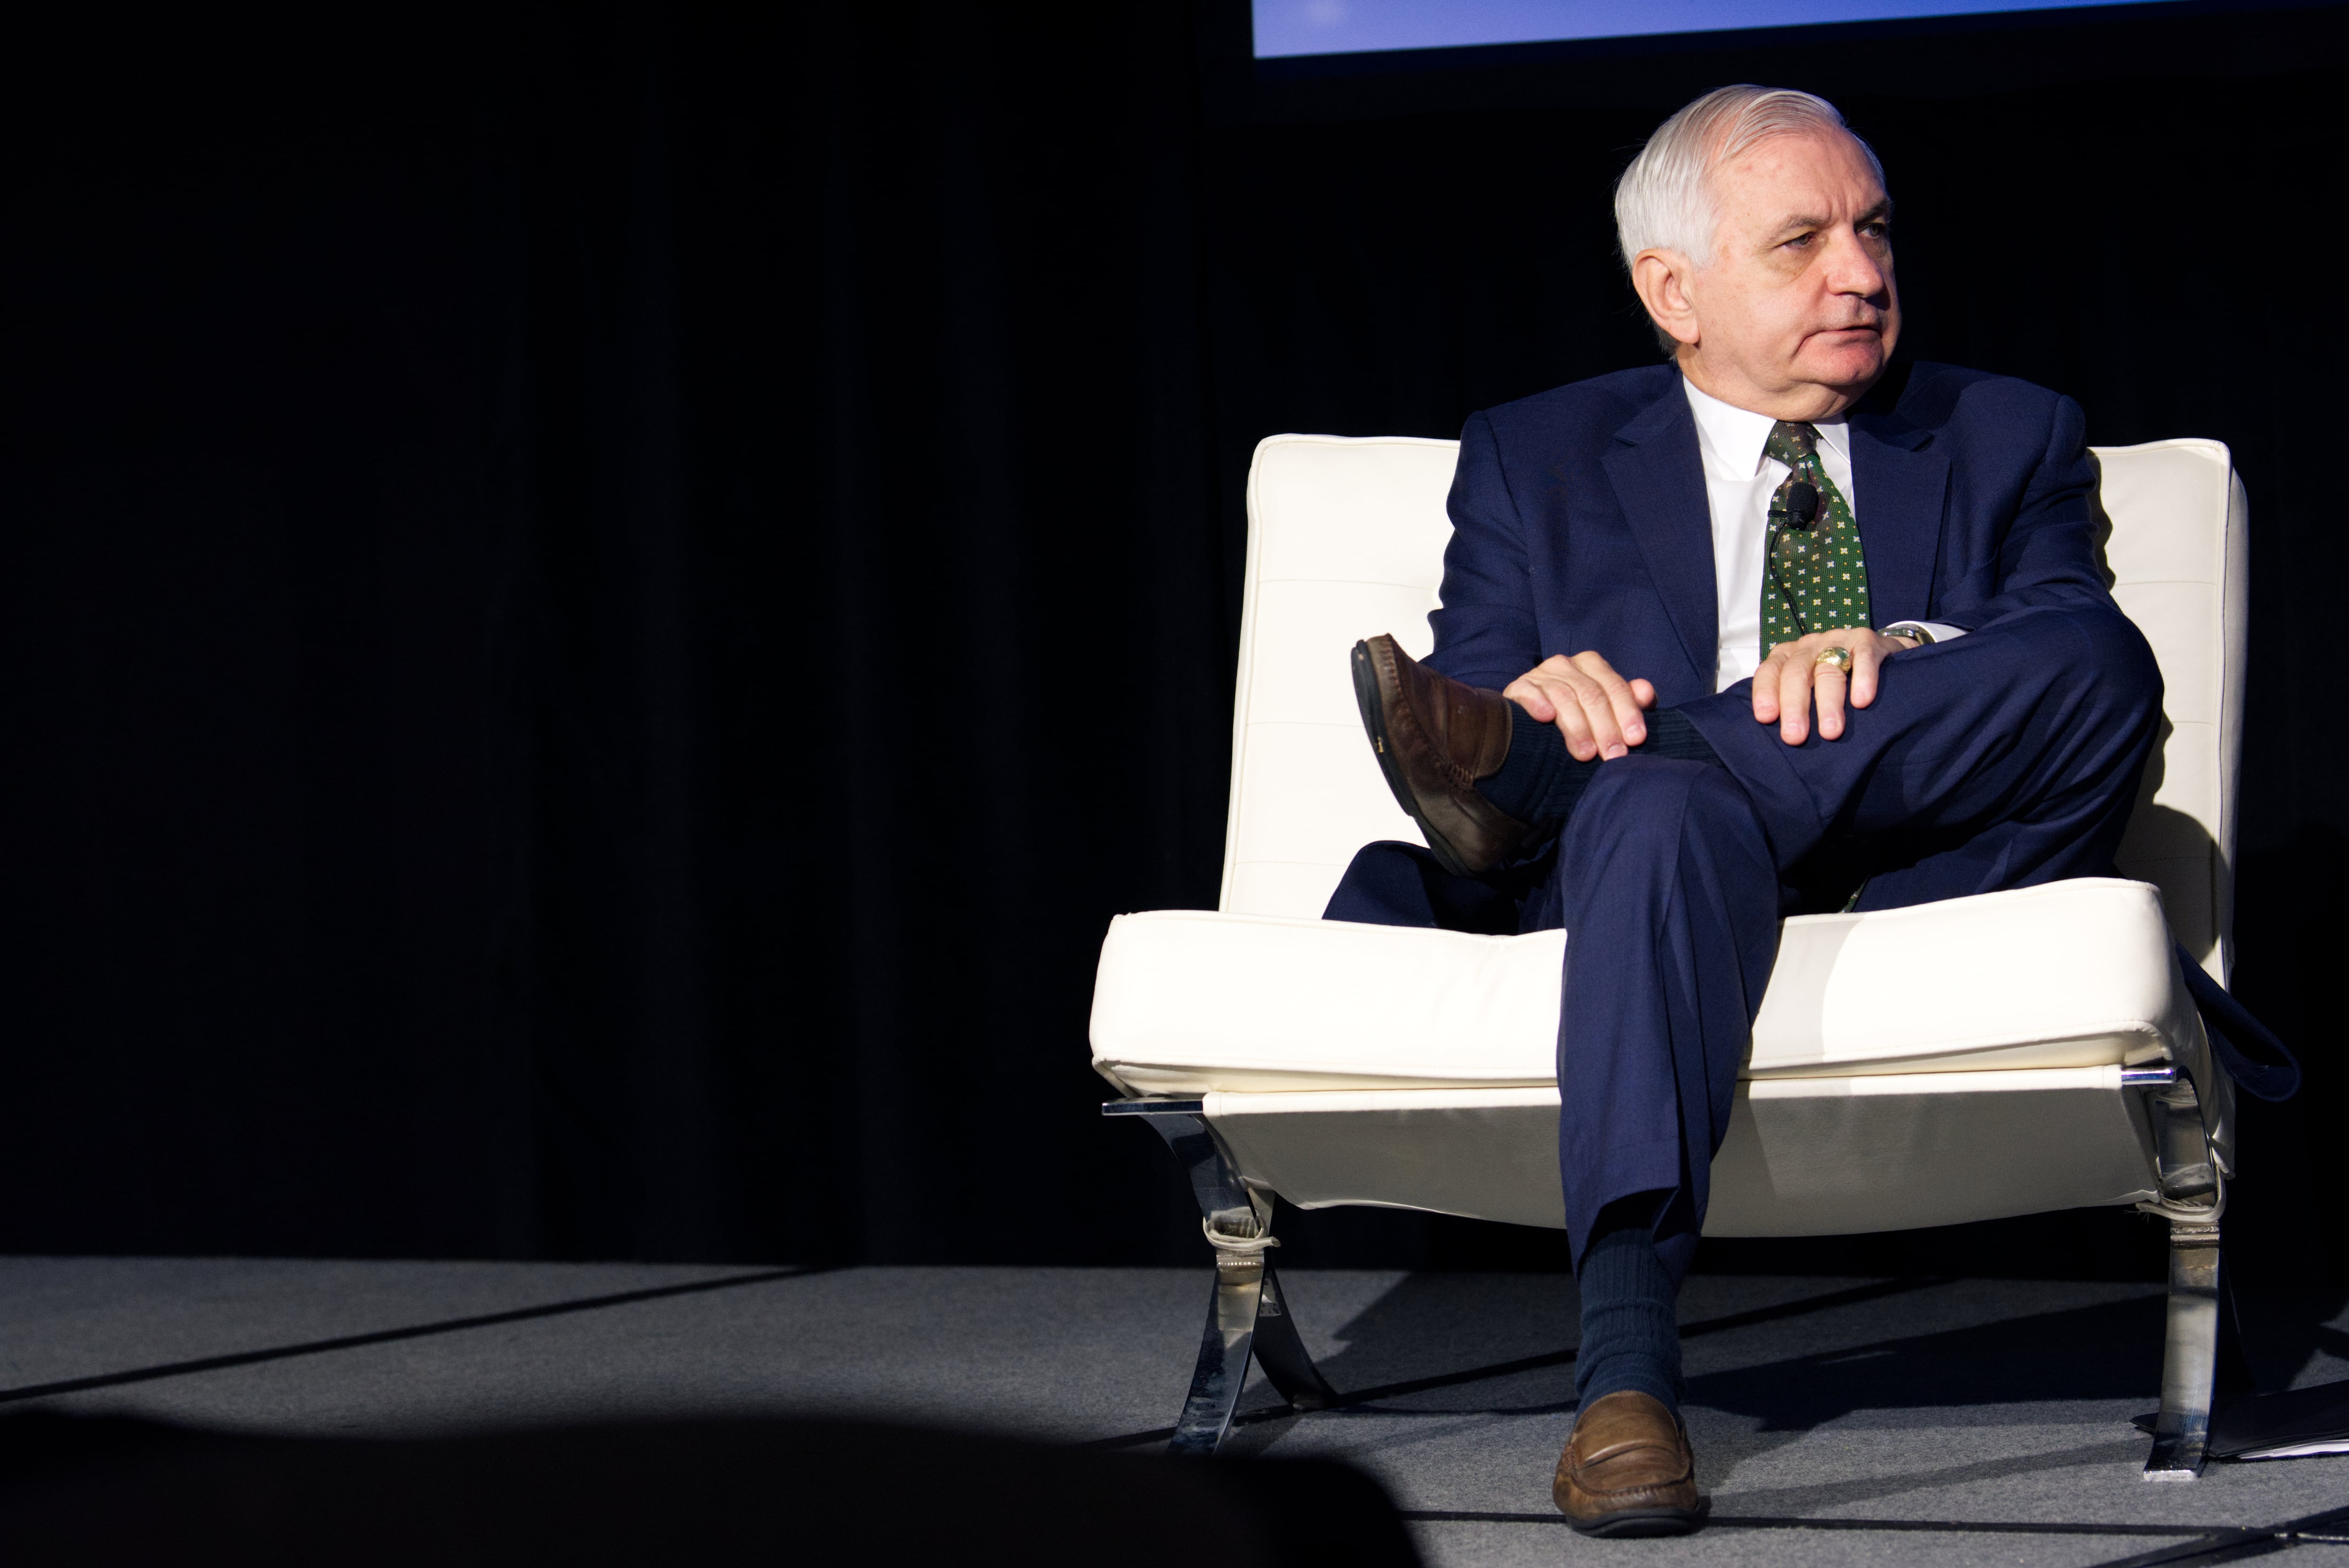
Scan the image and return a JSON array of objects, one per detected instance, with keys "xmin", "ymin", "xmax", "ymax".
[
  {"xmin": 2145, "ymin": 1217, "xmax": 2222, "ymax": 1480},
  {"xmin": 1105, "ymin": 1099, "xmax": 1338, "ymax": 1455},
  {"xmin": 2137, "ymin": 1069, "xmax": 2225, "ymax": 1482},
  {"xmin": 1252, "ymin": 1261, "xmax": 1339, "ymax": 1412},
  {"xmin": 1169, "ymin": 1228, "xmax": 1274, "ymax": 1455}
]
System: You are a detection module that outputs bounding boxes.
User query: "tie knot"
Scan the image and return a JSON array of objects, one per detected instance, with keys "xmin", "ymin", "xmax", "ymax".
[{"xmin": 1766, "ymin": 420, "xmax": 1819, "ymax": 468}]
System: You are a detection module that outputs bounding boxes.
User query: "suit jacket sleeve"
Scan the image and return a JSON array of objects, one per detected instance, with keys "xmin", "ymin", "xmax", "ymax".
[
  {"xmin": 1940, "ymin": 391, "xmax": 2113, "ymax": 629},
  {"xmin": 1426, "ymin": 411, "xmax": 1543, "ymax": 690}
]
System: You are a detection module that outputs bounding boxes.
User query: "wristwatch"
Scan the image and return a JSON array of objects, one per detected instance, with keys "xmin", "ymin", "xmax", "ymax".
[{"xmin": 1880, "ymin": 621, "xmax": 1937, "ymax": 646}]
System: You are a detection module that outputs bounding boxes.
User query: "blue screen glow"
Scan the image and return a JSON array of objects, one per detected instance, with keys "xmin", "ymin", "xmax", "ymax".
[{"xmin": 1254, "ymin": 0, "xmax": 2170, "ymax": 58}]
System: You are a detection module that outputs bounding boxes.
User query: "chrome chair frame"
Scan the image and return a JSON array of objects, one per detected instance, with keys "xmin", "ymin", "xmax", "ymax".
[
  {"xmin": 1104, "ymin": 1099, "xmax": 1337, "ymax": 1453},
  {"xmin": 1112, "ymin": 1060, "xmax": 2227, "ymax": 1478}
]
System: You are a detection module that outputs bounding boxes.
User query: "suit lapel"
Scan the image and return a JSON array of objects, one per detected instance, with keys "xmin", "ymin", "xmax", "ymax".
[
  {"xmin": 1849, "ymin": 409, "xmax": 1948, "ymax": 626},
  {"xmin": 1602, "ymin": 388, "xmax": 1717, "ymax": 686}
]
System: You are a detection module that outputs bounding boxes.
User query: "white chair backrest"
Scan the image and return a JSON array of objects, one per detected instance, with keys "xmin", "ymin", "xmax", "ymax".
[{"xmin": 1219, "ymin": 433, "xmax": 2246, "ymax": 982}]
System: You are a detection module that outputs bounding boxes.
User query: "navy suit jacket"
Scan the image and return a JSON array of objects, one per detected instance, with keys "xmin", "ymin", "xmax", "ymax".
[
  {"xmin": 1425, "ymin": 360, "xmax": 2116, "ymax": 700},
  {"xmin": 1416, "ymin": 360, "xmax": 2302, "ymax": 1101}
]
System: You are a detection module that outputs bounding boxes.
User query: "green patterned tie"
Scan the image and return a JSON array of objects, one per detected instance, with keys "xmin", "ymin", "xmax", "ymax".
[{"xmin": 1761, "ymin": 420, "xmax": 1871, "ymax": 661}]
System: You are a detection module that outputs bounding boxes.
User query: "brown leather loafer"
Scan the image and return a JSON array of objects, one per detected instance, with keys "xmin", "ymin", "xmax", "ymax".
[
  {"xmin": 1552, "ymin": 1391, "xmax": 1703, "ymax": 1537},
  {"xmin": 1350, "ymin": 634, "xmax": 1528, "ymax": 878}
]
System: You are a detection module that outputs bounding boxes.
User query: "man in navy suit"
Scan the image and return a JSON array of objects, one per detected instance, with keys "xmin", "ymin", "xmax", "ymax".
[{"xmin": 1332, "ymin": 85, "xmax": 2162, "ymax": 1535}]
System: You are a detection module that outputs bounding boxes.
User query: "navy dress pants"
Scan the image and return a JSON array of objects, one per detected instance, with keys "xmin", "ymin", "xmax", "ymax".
[{"xmin": 1324, "ymin": 603, "xmax": 2164, "ymax": 1279}]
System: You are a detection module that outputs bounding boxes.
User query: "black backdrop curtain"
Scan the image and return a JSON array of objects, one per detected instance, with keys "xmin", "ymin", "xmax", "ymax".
[{"xmin": 0, "ymin": 3, "xmax": 2342, "ymax": 1275}]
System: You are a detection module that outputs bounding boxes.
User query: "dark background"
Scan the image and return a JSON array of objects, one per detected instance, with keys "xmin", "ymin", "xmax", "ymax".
[{"xmin": 0, "ymin": 1, "xmax": 2341, "ymax": 1277}]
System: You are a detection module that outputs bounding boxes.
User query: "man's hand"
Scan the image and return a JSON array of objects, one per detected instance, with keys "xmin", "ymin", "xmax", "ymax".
[
  {"xmin": 1504, "ymin": 652, "xmax": 1658, "ymax": 761},
  {"xmin": 1753, "ymin": 627, "xmax": 1918, "ymax": 745}
]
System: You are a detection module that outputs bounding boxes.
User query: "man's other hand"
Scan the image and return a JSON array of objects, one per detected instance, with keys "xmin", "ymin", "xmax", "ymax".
[
  {"xmin": 1753, "ymin": 627, "xmax": 1919, "ymax": 745},
  {"xmin": 1504, "ymin": 653, "xmax": 1658, "ymax": 761}
]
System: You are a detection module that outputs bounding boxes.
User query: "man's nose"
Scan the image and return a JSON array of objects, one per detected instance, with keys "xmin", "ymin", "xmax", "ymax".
[{"xmin": 1823, "ymin": 227, "xmax": 1889, "ymax": 299}]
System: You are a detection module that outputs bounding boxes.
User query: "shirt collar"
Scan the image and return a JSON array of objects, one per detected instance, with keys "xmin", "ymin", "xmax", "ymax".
[{"xmin": 1680, "ymin": 374, "xmax": 1849, "ymax": 481}]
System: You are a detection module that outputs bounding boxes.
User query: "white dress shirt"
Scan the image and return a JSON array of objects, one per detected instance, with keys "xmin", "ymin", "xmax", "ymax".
[{"xmin": 1680, "ymin": 376, "xmax": 1964, "ymax": 692}]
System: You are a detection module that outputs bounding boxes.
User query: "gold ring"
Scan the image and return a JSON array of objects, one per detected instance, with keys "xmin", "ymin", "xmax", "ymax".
[{"xmin": 1814, "ymin": 645, "xmax": 1853, "ymax": 675}]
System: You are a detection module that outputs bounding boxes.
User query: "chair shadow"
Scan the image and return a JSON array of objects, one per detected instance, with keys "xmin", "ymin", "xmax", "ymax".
[
  {"xmin": 1287, "ymin": 1271, "xmax": 2349, "ymax": 1420},
  {"xmin": 1237, "ymin": 1272, "xmax": 2349, "ymax": 1510},
  {"xmin": 1236, "ymin": 1272, "xmax": 2186, "ymax": 1499},
  {"xmin": 1290, "ymin": 1273, "xmax": 2183, "ymax": 1428},
  {"xmin": 1297, "ymin": 1271, "xmax": 1581, "ymax": 1415},
  {"xmin": 1684, "ymin": 1294, "xmax": 2169, "ymax": 1429}
]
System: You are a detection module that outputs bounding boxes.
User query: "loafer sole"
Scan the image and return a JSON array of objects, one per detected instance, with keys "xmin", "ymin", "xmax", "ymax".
[
  {"xmin": 1567, "ymin": 1501, "xmax": 1706, "ymax": 1539},
  {"xmin": 1351, "ymin": 639, "xmax": 1477, "ymax": 879}
]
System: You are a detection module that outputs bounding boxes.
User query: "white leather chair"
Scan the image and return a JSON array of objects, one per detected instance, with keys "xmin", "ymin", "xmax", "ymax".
[{"xmin": 1091, "ymin": 432, "xmax": 2247, "ymax": 1476}]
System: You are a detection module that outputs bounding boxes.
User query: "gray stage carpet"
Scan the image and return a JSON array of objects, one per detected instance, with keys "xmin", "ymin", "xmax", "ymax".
[{"xmin": 4, "ymin": 1258, "xmax": 2348, "ymax": 1565}]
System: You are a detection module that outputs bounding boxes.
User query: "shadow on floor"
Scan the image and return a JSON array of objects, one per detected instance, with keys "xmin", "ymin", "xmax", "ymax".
[
  {"xmin": 1296, "ymin": 1274, "xmax": 2187, "ymax": 1427},
  {"xmin": 1687, "ymin": 1295, "xmax": 2168, "ymax": 1429},
  {"xmin": 0, "ymin": 1411, "xmax": 1427, "ymax": 1567},
  {"xmin": 1291, "ymin": 1275, "xmax": 2349, "ymax": 1427}
]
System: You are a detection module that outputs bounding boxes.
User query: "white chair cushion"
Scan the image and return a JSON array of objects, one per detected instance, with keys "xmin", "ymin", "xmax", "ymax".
[{"xmin": 1091, "ymin": 877, "xmax": 2200, "ymax": 1095}]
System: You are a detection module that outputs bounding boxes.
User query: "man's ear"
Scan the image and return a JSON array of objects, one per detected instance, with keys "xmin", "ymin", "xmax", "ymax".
[{"xmin": 1630, "ymin": 249, "xmax": 1701, "ymax": 349}]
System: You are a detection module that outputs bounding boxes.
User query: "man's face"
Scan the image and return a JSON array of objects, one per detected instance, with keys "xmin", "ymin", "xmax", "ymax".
[{"xmin": 1641, "ymin": 128, "xmax": 1899, "ymax": 419}]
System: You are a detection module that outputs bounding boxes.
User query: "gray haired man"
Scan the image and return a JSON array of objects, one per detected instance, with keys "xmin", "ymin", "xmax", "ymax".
[{"xmin": 1335, "ymin": 85, "xmax": 2162, "ymax": 1533}]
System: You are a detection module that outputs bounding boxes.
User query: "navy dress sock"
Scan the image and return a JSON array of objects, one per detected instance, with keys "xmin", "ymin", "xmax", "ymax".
[
  {"xmin": 1574, "ymin": 1194, "xmax": 1682, "ymax": 1413},
  {"xmin": 1476, "ymin": 704, "xmax": 1721, "ymax": 829}
]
